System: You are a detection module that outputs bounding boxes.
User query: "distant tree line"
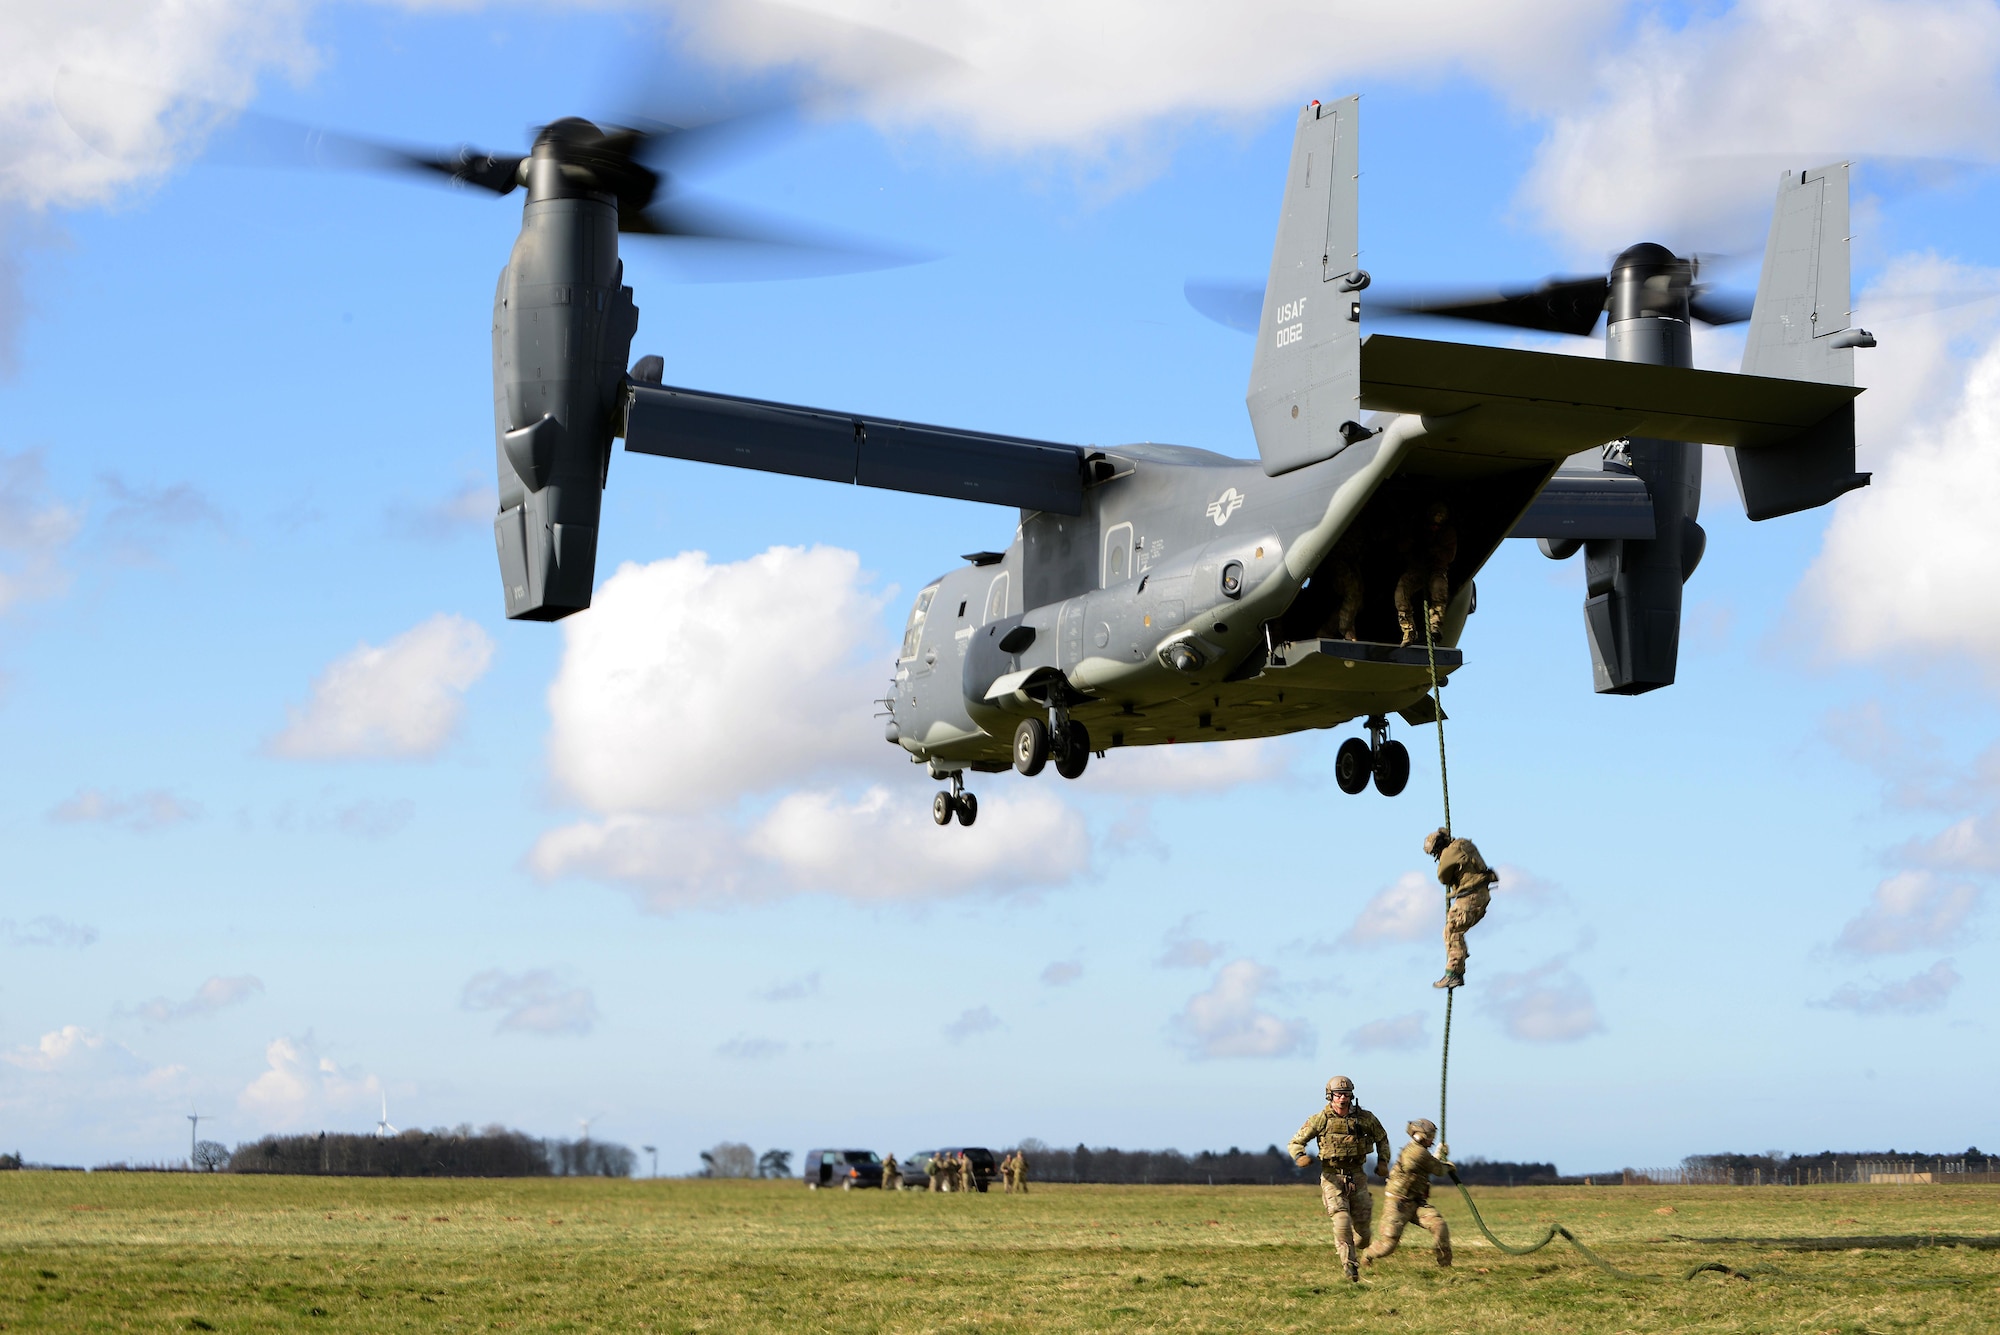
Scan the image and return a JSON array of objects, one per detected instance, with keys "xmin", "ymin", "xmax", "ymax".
[
  {"xmin": 226, "ymin": 1126, "xmax": 635, "ymax": 1177},
  {"xmin": 1674, "ymin": 1148, "xmax": 1993, "ymax": 1182},
  {"xmin": 695, "ymin": 1143, "xmax": 792, "ymax": 1178},
  {"xmin": 1012, "ymin": 1140, "xmax": 1310, "ymax": 1185}
]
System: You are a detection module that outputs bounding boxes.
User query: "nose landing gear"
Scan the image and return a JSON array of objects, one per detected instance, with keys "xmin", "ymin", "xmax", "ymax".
[
  {"xmin": 932, "ymin": 772, "xmax": 978, "ymax": 827},
  {"xmin": 1334, "ymin": 714, "xmax": 1410, "ymax": 797}
]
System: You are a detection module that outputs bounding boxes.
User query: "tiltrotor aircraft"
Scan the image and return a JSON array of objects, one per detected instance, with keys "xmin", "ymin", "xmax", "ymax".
[{"xmin": 405, "ymin": 97, "xmax": 1872, "ymax": 826}]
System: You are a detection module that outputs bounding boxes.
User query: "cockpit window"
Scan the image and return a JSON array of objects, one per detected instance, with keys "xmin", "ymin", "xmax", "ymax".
[{"xmin": 899, "ymin": 586, "xmax": 938, "ymax": 661}]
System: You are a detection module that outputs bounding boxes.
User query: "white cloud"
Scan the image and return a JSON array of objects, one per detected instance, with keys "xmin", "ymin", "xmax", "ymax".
[
  {"xmin": 1157, "ymin": 918, "xmax": 1224, "ymax": 969},
  {"xmin": 0, "ymin": 5, "xmax": 314, "ymax": 370},
  {"xmin": 548, "ymin": 546, "xmax": 889, "ymax": 813},
  {"xmin": 3, "ymin": 915, "xmax": 96, "ymax": 948},
  {"xmin": 1487, "ymin": 959, "xmax": 1602, "ymax": 1043},
  {"xmin": 1819, "ymin": 959, "xmax": 1961, "ymax": 1015},
  {"xmin": 1342, "ymin": 871, "xmax": 1437, "ymax": 946},
  {"xmin": 270, "ymin": 613, "xmax": 493, "ymax": 759},
  {"xmin": 1085, "ymin": 739, "xmax": 1291, "ymax": 793},
  {"xmin": 1903, "ymin": 809, "xmax": 2000, "ymax": 873},
  {"xmin": 49, "ymin": 786, "xmax": 199, "ymax": 831},
  {"xmin": 123, "ymin": 974, "xmax": 263, "ymax": 1024},
  {"xmin": 530, "ymin": 785, "xmax": 1089, "ymax": 910},
  {"xmin": 943, "ymin": 1005, "xmax": 1000, "ymax": 1042},
  {"xmin": 1804, "ymin": 329, "xmax": 2000, "ymax": 676},
  {"xmin": 1519, "ymin": 0, "xmax": 2000, "ymax": 255},
  {"xmin": 461, "ymin": 969, "xmax": 597, "ymax": 1037},
  {"xmin": 237, "ymin": 1032, "xmax": 380, "ymax": 1129},
  {"xmin": 2, "ymin": 1024, "xmax": 146, "ymax": 1075},
  {"xmin": 0, "ymin": 451, "xmax": 81, "ymax": 611},
  {"xmin": 1171, "ymin": 959, "xmax": 1314, "ymax": 1060},
  {"xmin": 759, "ymin": 971, "xmax": 821, "ymax": 1001},
  {"xmin": 1345, "ymin": 1012, "xmax": 1427, "ymax": 1053},
  {"xmin": 1834, "ymin": 872, "xmax": 1982, "ymax": 955},
  {"xmin": 1040, "ymin": 960, "xmax": 1082, "ymax": 986},
  {"xmin": 673, "ymin": 0, "xmax": 1616, "ymax": 162}
]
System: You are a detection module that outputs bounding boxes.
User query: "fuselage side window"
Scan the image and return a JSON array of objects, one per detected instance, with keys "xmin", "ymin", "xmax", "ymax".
[
  {"xmin": 983, "ymin": 572, "xmax": 1011, "ymax": 624},
  {"xmin": 899, "ymin": 586, "xmax": 937, "ymax": 661},
  {"xmin": 1103, "ymin": 522, "xmax": 1134, "ymax": 587}
]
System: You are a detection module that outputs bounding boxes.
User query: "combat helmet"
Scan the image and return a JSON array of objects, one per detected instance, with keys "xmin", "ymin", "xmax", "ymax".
[
  {"xmin": 1325, "ymin": 1075, "xmax": 1355, "ymax": 1098},
  {"xmin": 1407, "ymin": 1118, "xmax": 1437, "ymax": 1140},
  {"xmin": 1422, "ymin": 828, "xmax": 1451, "ymax": 857}
]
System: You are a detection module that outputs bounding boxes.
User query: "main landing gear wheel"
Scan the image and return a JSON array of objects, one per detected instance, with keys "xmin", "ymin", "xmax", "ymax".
[
  {"xmin": 1014, "ymin": 717, "xmax": 1050, "ymax": 776},
  {"xmin": 1055, "ymin": 721, "xmax": 1091, "ymax": 780},
  {"xmin": 933, "ymin": 791, "xmax": 955, "ymax": 826},
  {"xmin": 1373, "ymin": 739, "xmax": 1411, "ymax": 797},
  {"xmin": 955, "ymin": 792, "xmax": 978, "ymax": 826},
  {"xmin": 1334, "ymin": 737, "xmax": 1372, "ymax": 794}
]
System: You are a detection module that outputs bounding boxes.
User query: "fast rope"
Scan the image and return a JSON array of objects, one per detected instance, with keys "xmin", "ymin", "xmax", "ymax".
[
  {"xmin": 1421, "ymin": 603, "xmax": 1454, "ymax": 1153},
  {"xmin": 1418, "ymin": 602, "xmax": 1743, "ymax": 1285}
]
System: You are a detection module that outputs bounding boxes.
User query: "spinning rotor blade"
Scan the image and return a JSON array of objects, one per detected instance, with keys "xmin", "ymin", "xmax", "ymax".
[
  {"xmin": 1686, "ymin": 288, "xmax": 1755, "ymax": 325},
  {"xmin": 1370, "ymin": 275, "xmax": 1610, "ymax": 337},
  {"xmin": 1183, "ymin": 278, "xmax": 1265, "ymax": 333}
]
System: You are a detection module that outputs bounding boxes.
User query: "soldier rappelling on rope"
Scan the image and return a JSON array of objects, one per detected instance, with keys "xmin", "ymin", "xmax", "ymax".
[{"xmin": 1424, "ymin": 828, "xmax": 1497, "ymax": 989}]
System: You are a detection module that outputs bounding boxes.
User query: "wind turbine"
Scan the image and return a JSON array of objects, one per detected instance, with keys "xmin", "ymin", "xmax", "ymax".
[
  {"xmin": 642, "ymin": 1144, "xmax": 658, "ymax": 1179},
  {"xmin": 375, "ymin": 1094, "xmax": 397, "ymax": 1139},
  {"xmin": 186, "ymin": 1112, "xmax": 205, "ymax": 1167}
]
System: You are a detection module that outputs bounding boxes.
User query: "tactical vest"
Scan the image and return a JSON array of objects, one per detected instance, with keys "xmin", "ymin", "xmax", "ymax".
[{"xmin": 1315, "ymin": 1107, "xmax": 1384, "ymax": 1165}]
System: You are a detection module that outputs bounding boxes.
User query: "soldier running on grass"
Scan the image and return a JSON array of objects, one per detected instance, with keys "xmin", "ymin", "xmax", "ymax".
[
  {"xmin": 1363, "ymin": 1119, "xmax": 1454, "ymax": 1269},
  {"xmin": 1288, "ymin": 1075, "xmax": 1391, "ymax": 1283}
]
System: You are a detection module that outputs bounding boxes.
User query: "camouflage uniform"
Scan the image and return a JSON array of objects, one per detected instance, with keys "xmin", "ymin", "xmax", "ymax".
[
  {"xmin": 882, "ymin": 1153, "xmax": 902, "ymax": 1192},
  {"xmin": 1014, "ymin": 1150, "xmax": 1030, "ymax": 1194},
  {"xmin": 956, "ymin": 1153, "xmax": 973, "ymax": 1194},
  {"xmin": 1394, "ymin": 502, "xmax": 1457, "ymax": 646},
  {"xmin": 1430, "ymin": 831, "xmax": 1497, "ymax": 984},
  {"xmin": 1364, "ymin": 1125, "xmax": 1453, "ymax": 1266},
  {"xmin": 927, "ymin": 1155, "xmax": 944, "ymax": 1192},
  {"xmin": 1288, "ymin": 1087, "xmax": 1390, "ymax": 1272},
  {"xmin": 999, "ymin": 1152, "xmax": 1018, "ymax": 1193}
]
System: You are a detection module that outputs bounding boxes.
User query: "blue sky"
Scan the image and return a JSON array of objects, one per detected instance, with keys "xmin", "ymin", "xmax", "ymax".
[{"xmin": 2, "ymin": 0, "xmax": 1997, "ymax": 1174}]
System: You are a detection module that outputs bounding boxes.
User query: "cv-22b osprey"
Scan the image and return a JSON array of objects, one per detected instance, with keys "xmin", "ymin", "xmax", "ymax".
[{"xmin": 486, "ymin": 99, "xmax": 1871, "ymax": 826}]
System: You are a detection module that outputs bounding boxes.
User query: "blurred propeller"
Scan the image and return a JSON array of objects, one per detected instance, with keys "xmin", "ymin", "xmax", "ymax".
[{"xmin": 54, "ymin": 70, "xmax": 924, "ymax": 276}]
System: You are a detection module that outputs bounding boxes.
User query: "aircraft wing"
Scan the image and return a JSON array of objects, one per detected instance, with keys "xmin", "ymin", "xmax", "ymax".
[
  {"xmin": 1359, "ymin": 334, "xmax": 1859, "ymax": 461},
  {"xmin": 1506, "ymin": 468, "xmax": 1655, "ymax": 541},
  {"xmin": 622, "ymin": 382, "xmax": 1088, "ymax": 515}
]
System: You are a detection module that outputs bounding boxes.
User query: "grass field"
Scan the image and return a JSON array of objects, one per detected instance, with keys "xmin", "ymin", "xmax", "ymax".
[{"xmin": 2, "ymin": 1174, "xmax": 1996, "ymax": 1332}]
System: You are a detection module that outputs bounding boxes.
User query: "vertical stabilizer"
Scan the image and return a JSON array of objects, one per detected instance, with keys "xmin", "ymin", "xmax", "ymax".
[
  {"xmin": 1729, "ymin": 162, "xmax": 1871, "ymax": 520},
  {"xmin": 1247, "ymin": 97, "xmax": 1366, "ymax": 477}
]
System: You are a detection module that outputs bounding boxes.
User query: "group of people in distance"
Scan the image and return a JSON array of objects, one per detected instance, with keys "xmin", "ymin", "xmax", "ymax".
[{"xmin": 878, "ymin": 1150, "xmax": 1031, "ymax": 1193}]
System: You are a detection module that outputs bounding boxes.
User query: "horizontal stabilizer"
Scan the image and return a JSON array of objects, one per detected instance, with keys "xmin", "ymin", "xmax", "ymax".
[
  {"xmin": 1508, "ymin": 468, "xmax": 1655, "ymax": 540},
  {"xmin": 1359, "ymin": 334, "xmax": 1858, "ymax": 458},
  {"xmin": 623, "ymin": 383, "xmax": 1086, "ymax": 515}
]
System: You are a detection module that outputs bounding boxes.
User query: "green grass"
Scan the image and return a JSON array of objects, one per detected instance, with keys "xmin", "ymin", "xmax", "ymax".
[{"xmin": 2, "ymin": 1174, "xmax": 1995, "ymax": 1332}]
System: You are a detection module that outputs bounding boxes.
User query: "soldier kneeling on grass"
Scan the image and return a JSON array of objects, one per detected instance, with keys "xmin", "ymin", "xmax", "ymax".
[{"xmin": 1363, "ymin": 1119, "xmax": 1454, "ymax": 1269}]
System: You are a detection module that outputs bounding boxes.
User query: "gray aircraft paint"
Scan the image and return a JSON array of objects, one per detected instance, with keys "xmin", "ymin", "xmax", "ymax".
[{"xmin": 478, "ymin": 99, "xmax": 1873, "ymax": 803}]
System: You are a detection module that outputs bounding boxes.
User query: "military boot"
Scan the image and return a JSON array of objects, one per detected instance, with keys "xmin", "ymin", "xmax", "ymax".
[
  {"xmin": 1344, "ymin": 1259, "xmax": 1360, "ymax": 1283},
  {"xmin": 1432, "ymin": 969, "xmax": 1464, "ymax": 989}
]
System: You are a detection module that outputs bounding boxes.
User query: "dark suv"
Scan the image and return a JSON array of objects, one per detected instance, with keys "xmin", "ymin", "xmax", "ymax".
[
  {"xmin": 911, "ymin": 1146, "xmax": 998, "ymax": 1192},
  {"xmin": 804, "ymin": 1148, "xmax": 883, "ymax": 1190}
]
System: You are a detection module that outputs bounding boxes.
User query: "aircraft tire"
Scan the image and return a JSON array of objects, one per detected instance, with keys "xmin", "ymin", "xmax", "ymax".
[
  {"xmin": 1055, "ymin": 722, "xmax": 1091, "ymax": 779},
  {"xmin": 933, "ymin": 791, "xmax": 955, "ymax": 825},
  {"xmin": 956, "ymin": 793, "xmax": 979, "ymax": 826},
  {"xmin": 1335, "ymin": 737, "xmax": 1372, "ymax": 794},
  {"xmin": 1014, "ymin": 718, "xmax": 1050, "ymax": 776},
  {"xmin": 1373, "ymin": 740, "xmax": 1410, "ymax": 797}
]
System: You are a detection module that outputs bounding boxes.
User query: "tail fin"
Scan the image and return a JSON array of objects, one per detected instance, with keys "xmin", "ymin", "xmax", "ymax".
[
  {"xmin": 1729, "ymin": 162, "xmax": 1872, "ymax": 519},
  {"xmin": 1247, "ymin": 97, "xmax": 1365, "ymax": 477}
]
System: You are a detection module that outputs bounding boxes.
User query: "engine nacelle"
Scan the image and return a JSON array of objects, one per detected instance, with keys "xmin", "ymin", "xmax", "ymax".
[{"xmin": 491, "ymin": 148, "xmax": 638, "ymax": 621}]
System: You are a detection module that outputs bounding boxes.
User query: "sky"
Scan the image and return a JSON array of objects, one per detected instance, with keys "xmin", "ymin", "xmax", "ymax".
[{"xmin": 2, "ymin": 0, "xmax": 1998, "ymax": 1176}]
